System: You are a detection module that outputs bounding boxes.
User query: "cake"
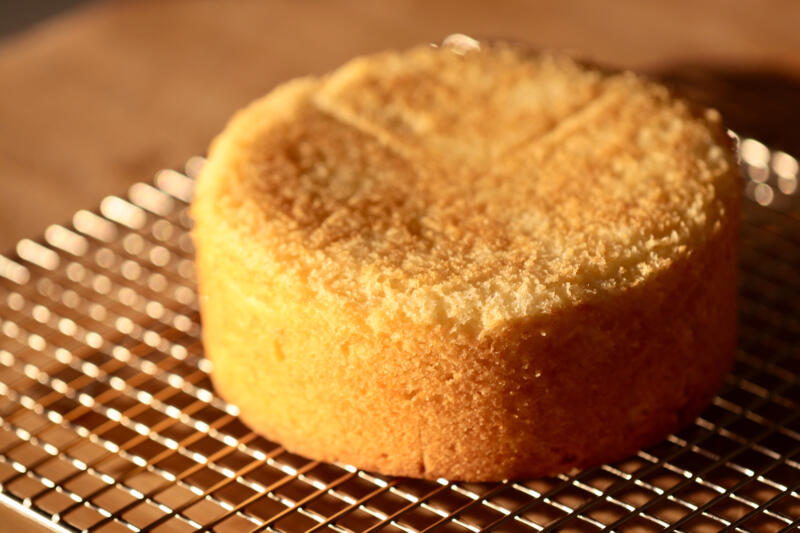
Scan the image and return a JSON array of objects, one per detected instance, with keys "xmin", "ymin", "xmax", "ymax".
[{"xmin": 191, "ymin": 39, "xmax": 741, "ymax": 481}]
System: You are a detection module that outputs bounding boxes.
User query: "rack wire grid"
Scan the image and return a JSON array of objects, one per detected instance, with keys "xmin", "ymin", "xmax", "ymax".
[{"xmin": 0, "ymin": 137, "xmax": 798, "ymax": 533}]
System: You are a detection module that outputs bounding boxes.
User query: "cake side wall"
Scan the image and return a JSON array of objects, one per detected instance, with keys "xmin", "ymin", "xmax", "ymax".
[{"xmin": 192, "ymin": 189, "xmax": 739, "ymax": 480}]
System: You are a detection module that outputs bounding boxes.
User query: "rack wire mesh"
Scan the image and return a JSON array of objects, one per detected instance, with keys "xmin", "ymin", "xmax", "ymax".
[{"xmin": 0, "ymin": 137, "xmax": 798, "ymax": 532}]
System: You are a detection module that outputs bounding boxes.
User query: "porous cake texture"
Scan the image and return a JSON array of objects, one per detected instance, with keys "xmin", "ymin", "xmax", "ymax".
[{"xmin": 191, "ymin": 42, "xmax": 741, "ymax": 480}]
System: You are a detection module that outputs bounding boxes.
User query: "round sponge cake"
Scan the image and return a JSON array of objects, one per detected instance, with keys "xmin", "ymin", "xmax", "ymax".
[{"xmin": 191, "ymin": 42, "xmax": 741, "ymax": 480}]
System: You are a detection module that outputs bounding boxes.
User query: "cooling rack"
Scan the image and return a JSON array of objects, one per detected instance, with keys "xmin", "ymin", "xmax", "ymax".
[{"xmin": 0, "ymin": 137, "xmax": 798, "ymax": 533}]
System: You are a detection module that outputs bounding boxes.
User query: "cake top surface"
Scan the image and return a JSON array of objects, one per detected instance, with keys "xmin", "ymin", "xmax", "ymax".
[{"xmin": 194, "ymin": 41, "xmax": 739, "ymax": 335}]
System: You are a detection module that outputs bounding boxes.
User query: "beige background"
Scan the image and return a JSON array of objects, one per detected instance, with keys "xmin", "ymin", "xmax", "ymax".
[{"xmin": 1, "ymin": 0, "xmax": 800, "ymax": 251}]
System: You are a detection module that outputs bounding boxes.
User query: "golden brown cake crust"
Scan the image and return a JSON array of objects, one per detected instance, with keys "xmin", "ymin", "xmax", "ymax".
[{"xmin": 191, "ymin": 42, "xmax": 741, "ymax": 480}]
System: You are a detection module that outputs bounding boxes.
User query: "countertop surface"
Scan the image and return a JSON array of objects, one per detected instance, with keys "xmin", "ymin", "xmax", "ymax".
[{"xmin": 0, "ymin": 1, "xmax": 799, "ymax": 530}]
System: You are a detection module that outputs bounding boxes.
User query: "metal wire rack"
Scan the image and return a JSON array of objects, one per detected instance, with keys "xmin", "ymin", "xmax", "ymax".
[{"xmin": 0, "ymin": 137, "xmax": 798, "ymax": 533}]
